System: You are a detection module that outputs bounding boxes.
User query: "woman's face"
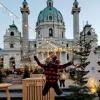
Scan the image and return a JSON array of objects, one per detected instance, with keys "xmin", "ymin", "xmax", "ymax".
[{"xmin": 52, "ymin": 56, "xmax": 57, "ymax": 61}]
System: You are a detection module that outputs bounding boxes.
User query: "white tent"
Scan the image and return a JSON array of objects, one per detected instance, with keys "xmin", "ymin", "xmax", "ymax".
[{"xmin": 84, "ymin": 46, "xmax": 100, "ymax": 87}]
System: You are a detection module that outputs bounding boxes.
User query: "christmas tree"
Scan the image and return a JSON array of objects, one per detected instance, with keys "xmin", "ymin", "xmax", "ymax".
[{"xmin": 67, "ymin": 31, "xmax": 96, "ymax": 100}]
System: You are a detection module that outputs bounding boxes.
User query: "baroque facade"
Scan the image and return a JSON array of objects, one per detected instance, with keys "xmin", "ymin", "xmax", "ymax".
[{"xmin": 1, "ymin": 0, "xmax": 99, "ymax": 68}]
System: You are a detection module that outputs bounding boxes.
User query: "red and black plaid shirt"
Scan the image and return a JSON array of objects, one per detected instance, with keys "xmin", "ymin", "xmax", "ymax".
[{"xmin": 34, "ymin": 56, "xmax": 72, "ymax": 83}]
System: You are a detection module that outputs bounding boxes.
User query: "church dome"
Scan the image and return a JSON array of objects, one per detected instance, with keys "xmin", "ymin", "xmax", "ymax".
[
  {"xmin": 9, "ymin": 21, "xmax": 18, "ymax": 30},
  {"xmin": 36, "ymin": 0, "xmax": 64, "ymax": 25}
]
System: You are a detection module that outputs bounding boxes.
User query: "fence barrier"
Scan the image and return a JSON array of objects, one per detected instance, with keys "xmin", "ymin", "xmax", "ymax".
[{"xmin": 22, "ymin": 77, "xmax": 54, "ymax": 100}]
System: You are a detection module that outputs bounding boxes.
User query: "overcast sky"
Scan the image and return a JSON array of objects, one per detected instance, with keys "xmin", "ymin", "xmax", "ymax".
[{"xmin": 0, "ymin": 0, "xmax": 100, "ymax": 48}]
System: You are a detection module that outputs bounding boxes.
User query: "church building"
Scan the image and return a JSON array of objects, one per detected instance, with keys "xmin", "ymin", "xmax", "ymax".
[{"xmin": 1, "ymin": 0, "xmax": 99, "ymax": 68}]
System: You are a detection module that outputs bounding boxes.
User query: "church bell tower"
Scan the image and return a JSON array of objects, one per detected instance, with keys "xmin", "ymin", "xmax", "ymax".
[
  {"xmin": 72, "ymin": 0, "xmax": 80, "ymax": 41},
  {"xmin": 20, "ymin": 0, "xmax": 30, "ymax": 57}
]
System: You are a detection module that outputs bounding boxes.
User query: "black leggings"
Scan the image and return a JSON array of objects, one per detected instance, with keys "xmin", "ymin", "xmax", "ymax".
[
  {"xmin": 60, "ymin": 80, "xmax": 65, "ymax": 87},
  {"xmin": 42, "ymin": 81, "xmax": 62, "ymax": 96}
]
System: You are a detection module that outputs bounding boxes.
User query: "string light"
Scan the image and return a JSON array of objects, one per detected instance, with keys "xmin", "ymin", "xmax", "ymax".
[
  {"xmin": 0, "ymin": 1, "xmax": 87, "ymax": 55},
  {"xmin": 37, "ymin": 35, "xmax": 78, "ymax": 55},
  {"xmin": 0, "ymin": 2, "xmax": 34, "ymax": 32},
  {"xmin": 0, "ymin": 1, "xmax": 82, "ymax": 66}
]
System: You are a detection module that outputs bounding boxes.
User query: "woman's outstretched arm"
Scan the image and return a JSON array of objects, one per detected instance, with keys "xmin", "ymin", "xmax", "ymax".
[
  {"xmin": 34, "ymin": 56, "xmax": 45, "ymax": 68},
  {"xmin": 50, "ymin": 61, "xmax": 73, "ymax": 69}
]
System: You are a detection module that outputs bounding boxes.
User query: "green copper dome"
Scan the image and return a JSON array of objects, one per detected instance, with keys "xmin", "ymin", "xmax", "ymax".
[
  {"xmin": 9, "ymin": 21, "xmax": 18, "ymax": 30},
  {"xmin": 37, "ymin": 0, "xmax": 64, "ymax": 25}
]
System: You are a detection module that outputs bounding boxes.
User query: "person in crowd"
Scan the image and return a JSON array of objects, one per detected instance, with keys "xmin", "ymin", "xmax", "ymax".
[{"xmin": 59, "ymin": 69, "xmax": 66, "ymax": 87}]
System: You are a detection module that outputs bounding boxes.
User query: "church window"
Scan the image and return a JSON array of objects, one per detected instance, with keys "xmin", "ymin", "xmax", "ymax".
[
  {"xmin": 49, "ymin": 28, "xmax": 53, "ymax": 37},
  {"xmin": 10, "ymin": 44, "xmax": 14, "ymax": 48},
  {"xmin": 24, "ymin": 5, "xmax": 26, "ymax": 8},
  {"xmin": 87, "ymin": 31, "xmax": 91, "ymax": 35},
  {"xmin": 10, "ymin": 32, "xmax": 14, "ymax": 36},
  {"xmin": 49, "ymin": 16, "xmax": 52, "ymax": 21},
  {"xmin": 38, "ymin": 31, "xmax": 41, "ymax": 37},
  {"xmin": 62, "ymin": 32, "xmax": 64, "ymax": 38},
  {"xmin": 75, "ymin": 5, "xmax": 78, "ymax": 8},
  {"xmin": 67, "ymin": 54, "xmax": 69, "ymax": 60},
  {"xmin": 66, "ymin": 44, "xmax": 68, "ymax": 47},
  {"xmin": 49, "ymin": 2, "xmax": 52, "ymax": 6},
  {"xmin": 34, "ymin": 44, "xmax": 36, "ymax": 48}
]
